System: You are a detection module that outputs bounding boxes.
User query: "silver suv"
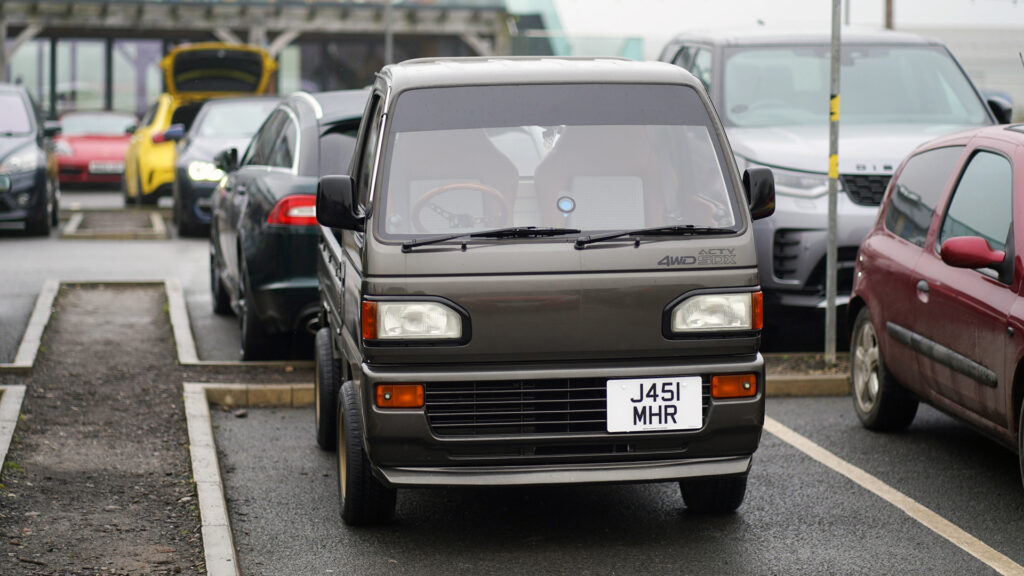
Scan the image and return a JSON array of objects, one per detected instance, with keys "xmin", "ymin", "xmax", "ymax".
[{"xmin": 660, "ymin": 29, "xmax": 1008, "ymax": 310}]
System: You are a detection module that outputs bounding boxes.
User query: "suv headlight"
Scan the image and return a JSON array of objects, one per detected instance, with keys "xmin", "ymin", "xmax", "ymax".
[
  {"xmin": 362, "ymin": 300, "xmax": 463, "ymax": 341},
  {"xmin": 670, "ymin": 292, "xmax": 762, "ymax": 333},
  {"xmin": 737, "ymin": 156, "xmax": 835, "ymax": 199},
  {"xmin": 188, "ymin": 161, "xmax": 225, "ymax": 182},
  {"xmin": 0, "ymin": 146, "xmax": 40, "ymax": 174}
]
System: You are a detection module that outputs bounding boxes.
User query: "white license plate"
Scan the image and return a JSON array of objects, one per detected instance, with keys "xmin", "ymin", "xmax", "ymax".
[
  {"xmin": 89, "ymin": 161, "xmax": 124, "ymax": 175},
  {"xmin": 606, "ymin": 376, "xmax": 703, "ymax": 433}
]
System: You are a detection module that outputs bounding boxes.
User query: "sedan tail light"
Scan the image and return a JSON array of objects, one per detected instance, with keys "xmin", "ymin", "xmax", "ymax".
[{"xmin": 267, "ymin": 195, "xmax": 317, "ymax": 226}]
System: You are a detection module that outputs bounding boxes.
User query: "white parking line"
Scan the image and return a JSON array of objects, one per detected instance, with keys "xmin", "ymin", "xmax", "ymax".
[{"xmin": 764, "ymin": 416, "xmax": 1024, "ymax": 576}]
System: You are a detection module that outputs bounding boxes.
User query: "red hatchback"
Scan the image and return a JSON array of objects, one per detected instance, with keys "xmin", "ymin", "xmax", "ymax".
[
  {"xmin": 850, "ymin": 124, "xmax": 1024, "ymax": 483},
  {"xmin": 53, "ymin": 110, "xmax": 136, "ymax": 188}
]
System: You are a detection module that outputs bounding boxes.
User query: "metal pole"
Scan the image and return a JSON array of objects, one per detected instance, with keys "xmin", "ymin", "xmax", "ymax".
[
  {"xmin": 885, "ymin": 0, "xmax": 894, "ymax": 29},
  {"xmin": 384, "ymin": 0, "xmax": 394, "ymax": 66},
  {"xmin": 844, "ymin": 0, "xmax": 851, "ymax": 25},
  {"xmin": 0, "ymin": 19, "xmax": 8, "ymax": 83},
  {"xmin": 826, "ymin": 0, "xmax": 841, "ymax": 365}
]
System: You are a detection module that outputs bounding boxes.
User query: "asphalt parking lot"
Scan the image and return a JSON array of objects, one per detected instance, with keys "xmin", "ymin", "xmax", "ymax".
[
  {"xmin": 4, "ymin": 191, "xmax": 1024, "ymax": 575},
  {"xmin": 213, "ymin": 397, "xmax": 1024, "ymax": 575}
]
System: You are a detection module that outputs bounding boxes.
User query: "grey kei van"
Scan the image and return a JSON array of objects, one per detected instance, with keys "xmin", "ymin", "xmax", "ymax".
[{"xmin": 314, "ymin": 57, "xmax": 776, "ymax": 525}]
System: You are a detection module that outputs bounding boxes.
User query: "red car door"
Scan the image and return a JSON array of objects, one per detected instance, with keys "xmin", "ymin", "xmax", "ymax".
[
  {"xmin": 861, "ymin": 146, "xmax": 966, "ymax": 390},
  {"xmin": 911, "ymin": 145, "xmax": 1015, "ymax": 426}
]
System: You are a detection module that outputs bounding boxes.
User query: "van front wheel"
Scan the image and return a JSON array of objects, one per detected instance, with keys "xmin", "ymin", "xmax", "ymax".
[{"xmin": 337, "ymin": 381, "xmax": 396, "ymax": 525}]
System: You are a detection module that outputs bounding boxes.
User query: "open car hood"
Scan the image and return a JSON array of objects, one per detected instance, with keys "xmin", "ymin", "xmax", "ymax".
[{"xmin": 160, "ymin": 43, "xmax": 277, "ymax": 98}]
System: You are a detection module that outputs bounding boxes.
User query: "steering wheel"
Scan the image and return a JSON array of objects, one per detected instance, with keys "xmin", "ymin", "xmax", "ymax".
[{"xmin": 411, "ymin": 182, "xmax": 509, "ymax": 233}]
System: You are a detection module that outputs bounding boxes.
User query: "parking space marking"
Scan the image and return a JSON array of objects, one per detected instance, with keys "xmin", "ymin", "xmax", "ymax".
[{"xmin": 764, "ymin": 416, "xmax": 1024, "ymax": 576}]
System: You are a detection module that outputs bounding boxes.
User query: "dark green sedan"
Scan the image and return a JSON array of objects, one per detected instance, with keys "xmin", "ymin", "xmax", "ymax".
[{"xmin": 209, "ymin": 89, "xmax": 369, "ymax": 360}]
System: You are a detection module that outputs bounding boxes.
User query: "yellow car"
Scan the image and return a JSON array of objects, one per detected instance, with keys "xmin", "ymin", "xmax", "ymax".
[{"xmin": 123, "ymin": 42, "xmax": 276, "ymax": 205}]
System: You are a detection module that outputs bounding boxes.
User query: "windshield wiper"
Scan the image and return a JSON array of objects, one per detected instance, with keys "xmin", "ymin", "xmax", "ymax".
[
  {"xmin": 574, "ymin": 225, "xmax": 736, "ymax": 250},
  {"xmin": 401, "ymin": 226, "xmax": 581, "ymax": 253}
]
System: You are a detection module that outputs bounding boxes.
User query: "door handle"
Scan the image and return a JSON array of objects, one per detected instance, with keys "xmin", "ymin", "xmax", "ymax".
[{"xmin": 916, "ymin": 280, "xmax": 929, "ymax": 293}]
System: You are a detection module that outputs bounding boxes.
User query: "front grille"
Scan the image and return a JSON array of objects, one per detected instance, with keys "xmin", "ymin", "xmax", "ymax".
[
  {"xmin": 59, "ymin": 167, "xmax": 84, "ymax": 175},
  {"xmin": 424, "ymin": 378, "xmax": 711, "ymax": 437},
  {"xmin": 841, "ymin": 174, "xmax": 891, "ymax": 206},
  {"xmin": 773, "ymin": 229, "xmax": 802, "ymax": 280}
]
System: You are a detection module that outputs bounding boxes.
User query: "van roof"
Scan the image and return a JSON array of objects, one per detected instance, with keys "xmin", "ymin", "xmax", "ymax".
[
  {"xmin": 378, "ymin": 57, "xmax": 702, "ymax": 92},
  {"xmin": 665, "ymin": 27, "xmax": 942, "ymax": 47}
]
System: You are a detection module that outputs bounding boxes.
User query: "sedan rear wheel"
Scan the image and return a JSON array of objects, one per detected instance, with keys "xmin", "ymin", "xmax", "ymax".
[{"xmin": 850, "ymin": 306, "xmax": 918, "ymax": 431}]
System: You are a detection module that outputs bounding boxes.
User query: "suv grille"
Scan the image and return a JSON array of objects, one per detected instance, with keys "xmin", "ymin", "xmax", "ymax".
[
  {"xmin": 425, "ymin": 378, "xmax": 712, "ymax": 437},
  {"xmin": 841, "ymin": 174, "xmax": 891, "ymax": 206}
]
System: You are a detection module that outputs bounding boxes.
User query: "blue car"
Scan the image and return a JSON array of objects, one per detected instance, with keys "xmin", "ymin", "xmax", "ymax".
[{"xmin": 0, "ymin": 84, "xmax": 59, "ymax": 236}]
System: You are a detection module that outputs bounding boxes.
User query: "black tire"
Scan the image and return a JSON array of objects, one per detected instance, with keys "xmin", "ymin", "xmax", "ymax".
[
  {"xmin": 850, "ymin": 306, "xmax": 918, "ymax": 431},
  {"xmin": 50, "ymin": 183, "xmax": 60, "ymax": 229},
  {"xmin": 210, "ymin": 252, "xmax": 232, "ymax": 315},
  {"xmin": 315, "ymin": 326, "xmax": 343, "ymax": 451},
  {"xmin": 337, "ymin": 381, "xmax": 396, "ymax": 525},
  {"xmin": 1019, "ymin": 399, "xmax": 1024, "ymax": 491},
  {"xmin": 680, "ymin": 474, "xmax": 748, "ymax": 513},
  {"xmin": 24, "ymin": 181, "xmax": 53, "ymax": 236},
  {"xmin": 239, "ymin": 262, "xmax": 274, "ymax": 361}
]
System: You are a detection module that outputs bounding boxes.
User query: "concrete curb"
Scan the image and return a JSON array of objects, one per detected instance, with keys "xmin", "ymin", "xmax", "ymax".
[
  {"xmin": 0, "ymin": 279, "xmax": 59, "ymax": 373},
  {"xmin": 0, "ymin": 385, "xmax": 26, "ymax": 470},
  {"xmin": 163, "ymin": 278, "xmax": 314, "ymax": 369},
  {"xmin": 767, "ymin": 374, "xmax": 850, "ymax": 396},
  {"xmin": 183, "ymin": 382, "xmax": 314, "ymax": 576}
]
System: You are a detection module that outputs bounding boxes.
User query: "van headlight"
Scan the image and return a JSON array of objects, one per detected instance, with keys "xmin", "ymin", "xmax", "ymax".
[
  {"xmin": 188, "ymin": 161, "xmax": 225, "ymax": 182},
  {"xmin": 362, "ymin": 300, "xmax": 463, "ymax": 341},
  {"xmin": 0, "ymin": 146, "xmax": 40, "ymax": 174},
  {"xmin": 737, "ymin": 156, "xmax": 834, "ymax": 199},
  {"xmin": 670, "ymin": 292, "xmax": 763, "ymax": 333}
]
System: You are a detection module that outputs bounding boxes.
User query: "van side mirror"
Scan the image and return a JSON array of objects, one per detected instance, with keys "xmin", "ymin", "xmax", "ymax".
[
  {"xmin": 743, "ymin": 167, "xmax": 775, "ymax": 220},
  {"xmin": 940, "ymin": 236, "xmax": 1005, "ymax": 269},
  {"xmin": 987, "ymin": 96, "xmax": 1013, "ymax": 124},
  {"xmin": 214, "ymin": 148, "xmax": 238, "ymax": 172},
  {"xmin": 317, "ymin": 175, "xmax": 364, "ymax": 231}
]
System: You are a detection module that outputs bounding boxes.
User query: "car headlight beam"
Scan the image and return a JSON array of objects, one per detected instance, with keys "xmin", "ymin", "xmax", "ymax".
[
  {"xmin": 0, "ymin": 146, "xmax": 41, "ymax": 174},
  {"xmin": 188, "ymin": 160, "xmax": 225, "ymax": 182}
]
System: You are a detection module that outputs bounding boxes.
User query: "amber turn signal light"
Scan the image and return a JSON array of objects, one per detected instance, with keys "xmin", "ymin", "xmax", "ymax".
[
  {"xmin": 712, "ymin": 374, "xmax": 757, "ymax": 399},
  {"xmin": 361, "ymin": 301, "xmax": 378, "ymax": 340},
  {"xmin": 376, "ymin": 384, "xmax": 424, "ymax": 408},
  {"xmin": 752, "ymin": 291, "xmax": 763, "ymax": 331}
]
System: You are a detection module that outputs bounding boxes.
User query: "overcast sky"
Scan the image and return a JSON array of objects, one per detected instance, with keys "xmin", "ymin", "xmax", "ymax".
[{"xmin": 552, "ymin": 0, "xmax": 1024, "ymax": 58}]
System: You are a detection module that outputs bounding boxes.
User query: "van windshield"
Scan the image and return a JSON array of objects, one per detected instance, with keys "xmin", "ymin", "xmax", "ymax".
[
  {"xmin": 378, "ymin": 83, "xmax": 739, "ymax": 239},
  {"xmin": 721, "ymin": 44, "xmax": 990, "ymax": 128}
]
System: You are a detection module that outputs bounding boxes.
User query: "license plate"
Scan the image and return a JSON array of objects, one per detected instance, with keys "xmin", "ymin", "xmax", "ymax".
[
  {"xmin": 89, "ymin": 161, "xmax": 124, "ymax": 175},
  {"xmin": 606, "ymin": 376, "xmax": 703, "ymax": 433}
]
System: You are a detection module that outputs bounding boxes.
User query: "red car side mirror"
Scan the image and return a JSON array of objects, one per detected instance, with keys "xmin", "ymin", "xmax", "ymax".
[{"xmin": 940, "ymin": 236, "xmax": 1005, "ymax": 269}]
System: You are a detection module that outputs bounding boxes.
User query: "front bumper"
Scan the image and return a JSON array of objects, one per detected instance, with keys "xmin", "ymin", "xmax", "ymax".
[
  {"xmin": 0, "ymin": 169, "xmax": 47, "ymax": 223},
  {"xmin": 357, "ymin": 355, "xmax": 765, "ymax": 488},
  {"xmin": 57, "ymin": 159, "xmax": 124, "ymax": 186},
  {"xmin": 174, "ymin": 169, "xmax": 217, "ymax": 225},
  {"xmin": 754, "ymin": 190, "xmax": 880, "ymax": 308}
]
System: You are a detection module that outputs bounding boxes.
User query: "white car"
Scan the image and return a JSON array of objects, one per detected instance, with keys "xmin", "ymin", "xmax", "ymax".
[{"xmin": 660, "ymin": 28, "xmax": 1009, "ymax": 311}]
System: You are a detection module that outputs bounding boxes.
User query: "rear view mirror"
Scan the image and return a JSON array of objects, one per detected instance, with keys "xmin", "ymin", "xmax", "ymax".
[
  {"xmin": 317, "ymin": 175, "xmax": 363, "ymax": 231},
  {"xmin": 43, "ymin": 120, "xmax": 61, "ymax": 138},
  {"xmin": 214, "ymin": 148, "xmax": 239, "ymax": 173},
  {"xmin": 987, "ymin": 96, "xmax": 1013, "ymax": 124},
  {"xmin": 743, "ymin": 167, "xmax": 775, "ymax": 220},
  {"xmin": 940, "ymin": 236, "xmax": 1005, "ymax": 269},
  {"xmin": 153, "ymin": 123, "xmax": 186, "ymax": 143}
]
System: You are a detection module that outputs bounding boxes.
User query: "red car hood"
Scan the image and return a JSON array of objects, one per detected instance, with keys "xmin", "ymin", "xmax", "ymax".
[{"xmin": 57, "ymin": 135, "xmax": 131, "ymax": 161}]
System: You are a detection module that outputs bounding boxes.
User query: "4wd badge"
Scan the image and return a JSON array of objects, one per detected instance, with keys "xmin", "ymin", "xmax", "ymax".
[{"xmin": 658, "ymin": 249, "xmax": 737, "ymax": 267}]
